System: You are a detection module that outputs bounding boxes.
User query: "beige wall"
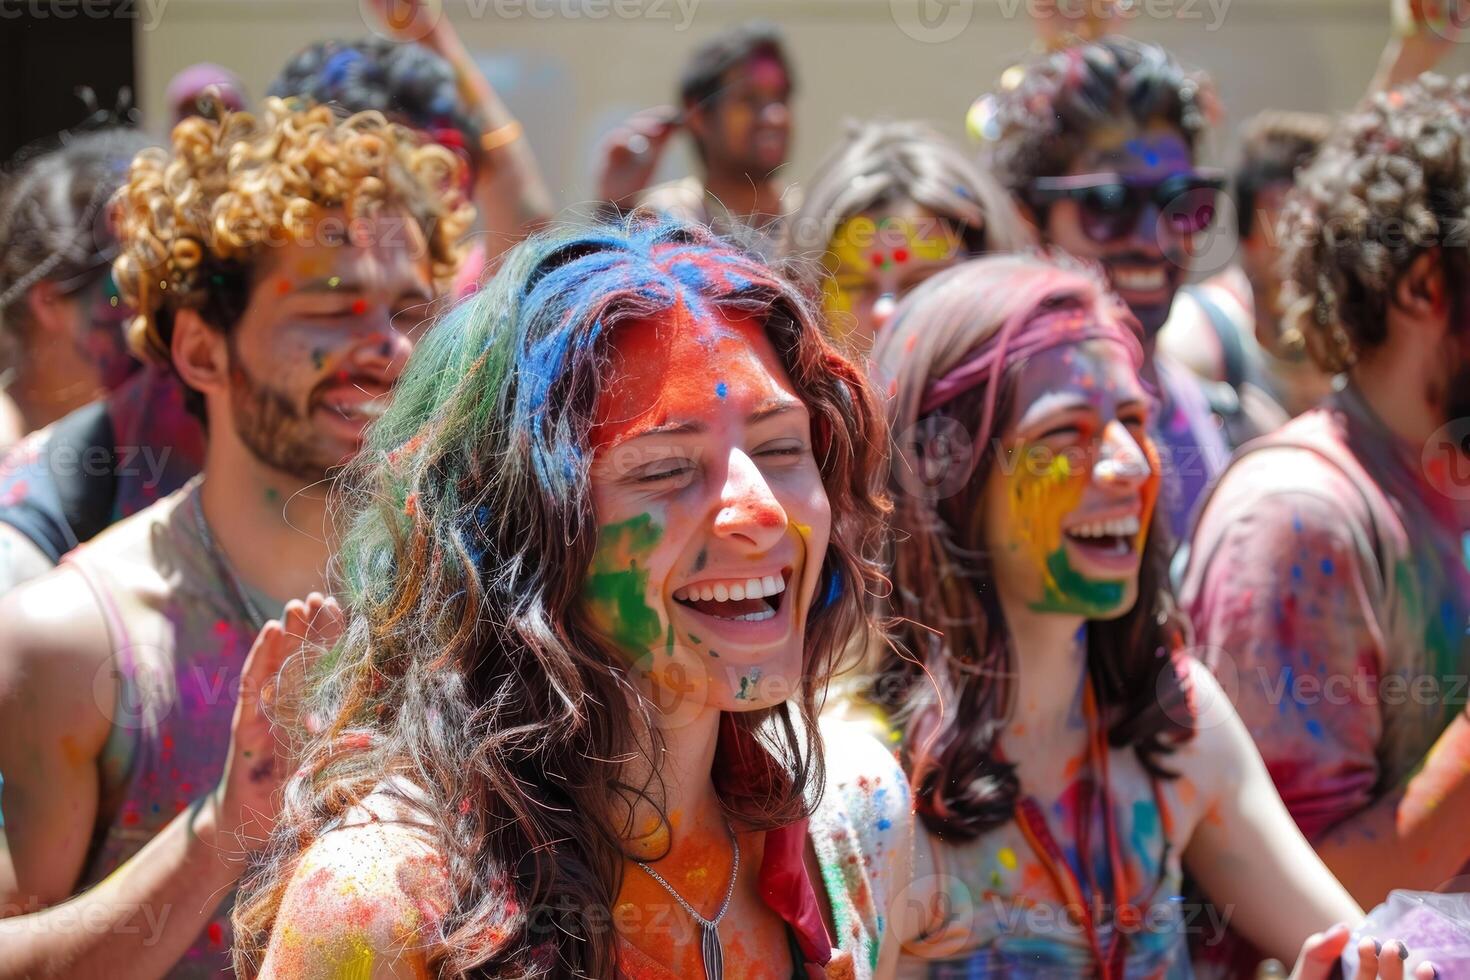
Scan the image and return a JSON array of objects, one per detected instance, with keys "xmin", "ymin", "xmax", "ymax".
[{"xmin": 136, "ymin": 0, "xmax": 1470, "ymax": 210}]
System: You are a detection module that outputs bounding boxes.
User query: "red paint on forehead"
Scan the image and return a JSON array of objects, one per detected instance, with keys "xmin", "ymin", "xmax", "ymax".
[
  {"xmin": 590, "ymin": 309, "xmax": 789, "ymax": 452},
  {"xmin": 745, "ymin": 53, "xmax": 789, "ymax": 93}
]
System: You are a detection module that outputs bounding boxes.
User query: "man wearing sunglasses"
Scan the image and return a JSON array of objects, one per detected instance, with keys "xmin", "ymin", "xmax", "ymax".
[
  {"xmin": 977, "ymin": 36, "xmax": 1233, "ymax": 545},
  {"xmin": 596, "ymin": 21, "xmax": 796, "ymax": 258}
]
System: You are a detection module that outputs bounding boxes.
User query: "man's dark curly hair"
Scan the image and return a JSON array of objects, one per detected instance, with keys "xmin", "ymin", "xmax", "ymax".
[
  {"xmin": 979, "ymin": 36, "xmax": 1216, "ymax": 197},
  {"xmin": 1281, "ymin": 73, "xmax": 1470, "ymax": 374},
  {"xmin": 677, "ymin": 20, "xmax": 794, "ymax": 109},
  {"xmin": 1234, "ymin": 110, "xmax": 1332, "ymax": 241},
  {"xmin": 268, "ymin": 37, "xmax": 483, "ymax": 164}
]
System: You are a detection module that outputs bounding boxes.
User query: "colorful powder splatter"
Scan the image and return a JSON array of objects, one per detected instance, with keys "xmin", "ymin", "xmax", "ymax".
[{"xmin": 581, "ymin": 513, "xmax": 664, "ymax": 658}]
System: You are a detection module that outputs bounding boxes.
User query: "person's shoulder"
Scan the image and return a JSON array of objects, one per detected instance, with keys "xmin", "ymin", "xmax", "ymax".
[
  {"xmin": 1201, "ymin": 416, "xmax": 1369, "ymax": 530},
  {"xmin": 816, "ymin": 712, "xmax": 912, "ymax": 843},
  {"xmin": 0, "ymin": 563, "xmax": 113, "ymax": 756},
  {"xmin": 267, "ymin": 794, "xmax": 450, "ymax": 974},
  {"xmin": 0, "ymin": 562, "xmax": 111, "ymax": 673},
  {"xmin": 820, "ymin": 712, "xmax": 907, "ymax": 795},
  {"xmin": 73, "ymin": 480, "xmax": 192, "ymax": 563},
  {"xmin": 637, "ymin": 176, "xmax": 706, "ymax": 221}
]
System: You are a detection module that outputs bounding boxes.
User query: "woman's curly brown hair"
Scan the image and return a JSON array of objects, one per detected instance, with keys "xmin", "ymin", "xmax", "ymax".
[
  {"xmin": 1281, "ymin": 73, "xmax": 1470, "ymax": 374},
  {"xmin": 110, "ymin": 96, "xmax": 474, "ymax": 367}
]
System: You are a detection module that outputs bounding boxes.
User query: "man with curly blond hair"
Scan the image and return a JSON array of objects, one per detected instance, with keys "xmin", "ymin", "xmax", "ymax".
[
  {"xmin": 1181, "ymin": 73, "xmax": 1470, "ymax": 971},
  {"xmin": 0, "ymin": 98, "xmax": 471, "ymax": 977}
]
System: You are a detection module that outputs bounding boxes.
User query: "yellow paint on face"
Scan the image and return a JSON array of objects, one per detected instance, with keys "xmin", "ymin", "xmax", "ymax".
[
  {"xmin": 997, "ymin": 846, "xmax": 1018, "ymax": 870},
  {"xmin": 336, "ymin": 936, "xmax": 377, "ymax": 980},
  {"xmin": 1007, "ymin": 447, "xmax": 1087, "ymax": 593},
  {"xmin": 821, "ymin": 212, "xmax": 962, "ymax": 341}
]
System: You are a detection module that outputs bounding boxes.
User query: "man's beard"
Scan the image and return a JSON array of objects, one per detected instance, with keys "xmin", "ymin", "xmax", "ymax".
[{"xmin": 228, "ymin": 358, "xmax": 336, "ymax": 483}]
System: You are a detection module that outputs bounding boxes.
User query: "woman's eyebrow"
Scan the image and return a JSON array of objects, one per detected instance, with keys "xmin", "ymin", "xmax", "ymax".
[
  {"xmin": 1015, "ymin": 391, "xmax": 1093, "ymax": 430},
  {"xmin": 748, "ymin": 398, "xmax": 805, "ymax": 425}
]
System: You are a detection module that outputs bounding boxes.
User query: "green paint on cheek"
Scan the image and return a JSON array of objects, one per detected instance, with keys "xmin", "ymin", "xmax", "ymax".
[
  {"xmin": 582, "ymin": 514, "xmax": 664, "ymax": 657},
  {"xmin": 735, "ymin": 668, "xmax": 762, "ymax": 701},
  {"xmin": 1028, "ymin": 548, "xmax": 1125, "ymax": 616}
]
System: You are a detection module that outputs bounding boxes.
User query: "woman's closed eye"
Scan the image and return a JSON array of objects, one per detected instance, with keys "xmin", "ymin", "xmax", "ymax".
[
  {"xmin": 753, "ymin": 439, "xmax": 809, "ymax": 463},
  {"xmin": 1037, "ymin": 421, "xmax": 1086, "ymax": 441},
  {"xmin": 635, "ymin": 463, "xmax": 694, "ymax": 485}
]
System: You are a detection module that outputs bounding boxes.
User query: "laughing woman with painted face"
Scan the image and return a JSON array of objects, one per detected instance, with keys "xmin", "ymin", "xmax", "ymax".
[
  {"xmin": 816, "ymin": 253, "xmax": 1437, "ymax": 980},
  {"xmin": 228, "ymin": 219, "xmax": 901, "ymax": 979}
]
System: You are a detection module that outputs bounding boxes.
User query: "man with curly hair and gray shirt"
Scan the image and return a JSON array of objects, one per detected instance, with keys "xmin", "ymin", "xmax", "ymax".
[{"xmin": 1180, "ymin": 72, "xmax": 1470, "ymax": 969}]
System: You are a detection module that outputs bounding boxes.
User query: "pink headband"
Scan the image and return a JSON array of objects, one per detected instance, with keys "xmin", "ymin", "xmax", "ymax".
[{"xmin": 918, "ymin": 304, "xmax": 1143, "ymax": 443}]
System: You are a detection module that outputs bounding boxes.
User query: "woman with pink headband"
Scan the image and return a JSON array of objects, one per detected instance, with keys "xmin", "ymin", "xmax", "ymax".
[{"xmin": 811, "ymin": 253, "xmax": 1435, "ymax": 979}]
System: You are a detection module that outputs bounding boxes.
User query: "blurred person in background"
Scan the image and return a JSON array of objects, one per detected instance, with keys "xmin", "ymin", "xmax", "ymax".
[
  {"xmin": 596, "ymin": 21, "xmax": 796, "ymax": 258},
  {"xmin": 781, "ymin": 118, "xmax": 1032, "ymax": 356},
  {"xmin": 0, "ymin": 98, "xmax": 471, "ymax": 978},
  {"xmin": 0, "ymin": 130, "xmax": 207, "ymax": 595},
  {"xmin": 165, "ymin": 62, "xmax": 247, "ymax": 124},
  {"xmin": 1182, "ymin": 72, "xmax": 1470, "ymax": 975},
  {"xmin": 0, "ymin": 128, "xmax": 153, "ymax": 448},
  {"xmin": 271, "ymin": 0, "xmax": 553, "ymax": 277},
  {"xmin": 1159, "ymin": 110, "xmax": 1336, "ymax": 428}
]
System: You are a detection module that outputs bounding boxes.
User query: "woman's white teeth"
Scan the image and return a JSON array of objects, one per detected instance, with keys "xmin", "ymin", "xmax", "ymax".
[
  {"xmin": 673, "ymin": 574, "xmax": 787, "ymax": 603},
  {"xmin": 730, "ymin": 608, "xmax": 777, "ymax": 622},
  {"xmin": 1115, "ymin": 268, "xmax": 1167, "ymax": 291},
  {"xmin": 1069, "ymin": 515, "xmax": 1141, "ymax": 539}
]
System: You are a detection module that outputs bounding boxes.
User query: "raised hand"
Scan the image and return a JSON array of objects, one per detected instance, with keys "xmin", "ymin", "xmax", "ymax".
[
  {"xmin": 1288, "ymin": 923, "xmax": 1439, "ymax": 980},
  {"xmin": 211, "ymin": 593, "xmax": 344, "ymax": 857},
  {"xmin": 595, "ymin": 106, "xmax": 682, "ymax": 208},
  {"xmin": 364, "ymin": 0, "xmax": 447, "ymax": 46}
]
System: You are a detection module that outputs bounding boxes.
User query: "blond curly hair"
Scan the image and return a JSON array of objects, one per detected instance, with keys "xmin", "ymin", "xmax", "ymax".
[
  {"xmin": 1281, "ymin": 73, "xmax": 1470, "ymax": 373},
  {"xmin": 111, "ymin": 97, "xmax": 474, "ymax": 365}
]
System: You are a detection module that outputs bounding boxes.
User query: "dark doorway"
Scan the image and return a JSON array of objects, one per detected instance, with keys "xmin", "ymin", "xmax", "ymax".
[{"xmin": 0, "ymin": 1, "xmax": 137, "ymax": 163}]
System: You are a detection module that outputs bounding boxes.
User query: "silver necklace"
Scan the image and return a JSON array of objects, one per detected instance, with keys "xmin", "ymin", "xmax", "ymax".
[
  {"xmin": 190, "ymin": 489, "xmax": 267, "ymax": 632},
  {"xmin": 633, "ymin": 819, "xmax": 740, "ymax": 980}
]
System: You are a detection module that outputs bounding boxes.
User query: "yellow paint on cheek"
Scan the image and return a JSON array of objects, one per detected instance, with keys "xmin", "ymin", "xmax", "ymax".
[
  {"xmin": 1007, "ymin": 448, "xmax": 1086, "ymax": 592},
  {"xmin": 997, "ymin": 846, "xmax": 1018, "ymax": 870},
  {"xmin": 336, "ymin": 935, "xmax": 376, "ymax": 980}
]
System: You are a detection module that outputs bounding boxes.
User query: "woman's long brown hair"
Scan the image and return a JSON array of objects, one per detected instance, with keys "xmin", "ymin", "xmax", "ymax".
[
  {"xmin": 231, "ymin": 218, "xmax": 890, "ymax": 977},
  {"xmin": 868, "ymin": 253, "xmax": 1193, "ymax": 841}
]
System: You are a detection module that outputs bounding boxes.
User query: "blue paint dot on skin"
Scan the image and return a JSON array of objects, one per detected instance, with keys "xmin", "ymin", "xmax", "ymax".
[
  {"xmin": 1291, "ymin": 564, "xmax": 1304, "ymax": 582},
  {"xmin": 715, "ymin": 381, "xmax": 728, "ymax": 399},
  {"xmin": 1320, "ymin": 557, "xmax": 1335, "ymax": 576},
  {"xmin": 1306, "ymin": 718, "xmax": 1325, "ymax": 739},
  {"xmin": 877, "ymin": 817, "xmax": 893, "ymax": 831}
]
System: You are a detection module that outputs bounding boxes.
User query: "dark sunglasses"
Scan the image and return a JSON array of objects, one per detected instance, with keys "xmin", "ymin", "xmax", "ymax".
[{"xmin": 1029, "ymin": 170, "xmax": 1227, "ymax": 244}]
